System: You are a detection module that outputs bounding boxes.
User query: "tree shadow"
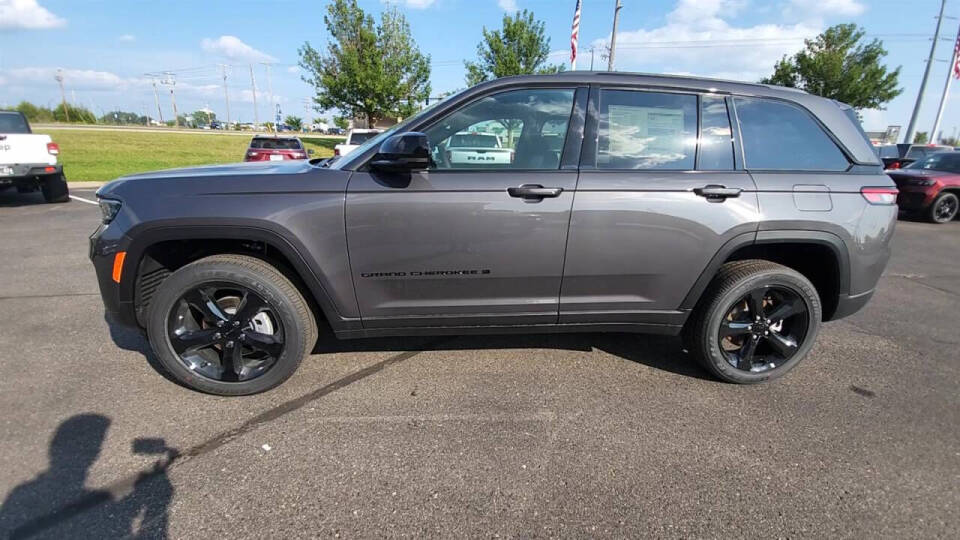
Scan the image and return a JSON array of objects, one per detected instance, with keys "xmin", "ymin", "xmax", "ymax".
[{"xmin": 0, "ymin": 414, "xmax": 177, "ymax": 539}]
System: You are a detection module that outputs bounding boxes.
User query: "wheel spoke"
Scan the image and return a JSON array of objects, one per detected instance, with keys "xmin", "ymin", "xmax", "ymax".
[
  {"xmin": 183, "ymin": 287, "xmax": 228, "ymax": 323},
  {"xmin": 765, "ymin": 297, "xmax": 804, "ymax": 323},
  {"xmin": 766, "ymin": 331, "xmax": 798, "ymax": 359},
  {"xmin": 243, "ymin": 331, "xmax": 284, "ymax": 358},
  {"xmin": 746, "ymin": 289, "xmax": 767, "ymax": 319},
  {"xmin": 233, "ymin": 291, "xmax": 268, "ymax": 323},
  {"xmin": 171, "ymin": 328, "xmax": 220, "ymax": 355},
  {"xmin": 738, "ymin": 337, "xmax": 759, "ymax": 369},
  {"xmin": 720, "ymin": 320, "xmax": 752, "ymax": 338}
]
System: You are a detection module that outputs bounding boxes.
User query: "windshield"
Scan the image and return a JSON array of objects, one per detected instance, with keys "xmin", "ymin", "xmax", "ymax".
[
  {"xmin": 348, "ymin": 132, "xmax": 378, "ymax": 145},
  {"xmin": 904, "ymin": 152, "xmax": 960, "ymax": 173},
  {"xmin": 876, "ymin": 145, "xmax": 898, "ymax": 158},
  {"xmin": 0, "ymin": 112, "xmax": 31, "ymax": 134},
  {"xmin": 250, "ymin": 138, "xmax": 302, "ymax": 150},
  {"xmin": 330, "ymin": 89, "xmax": 468, "ymax": 170},
  {"xmin": 906, "ymin": 145, "xmax": 951, "ymax": 159}
]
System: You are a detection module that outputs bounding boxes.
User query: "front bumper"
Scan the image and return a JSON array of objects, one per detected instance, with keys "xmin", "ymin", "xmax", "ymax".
[
  {"xmin": 89, "ymin": 222, "xmax": 139, "ymax": 329},
  {"xmin": 830, "ymin": 289, "xmax": 875, "ymax": 321}
]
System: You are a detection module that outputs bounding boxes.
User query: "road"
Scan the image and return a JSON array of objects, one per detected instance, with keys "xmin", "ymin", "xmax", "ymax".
[
  {"xmin": 33, "ymin": 123, "xmax": 346, "ymax": 139},
  {"xmin": 0, "ymin": 189, "xmax": 957, "ymax": 538}
]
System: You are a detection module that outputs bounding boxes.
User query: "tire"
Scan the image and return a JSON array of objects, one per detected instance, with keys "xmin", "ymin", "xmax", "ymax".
[
  {"xmin": 685, "ymin": 259, "xmax": 822, "ymax": 384},
  {"xmin": 927, "ymin": 191, "xmax": 959, "ymax": 224},
  {"xmin": 146, "ymin": 254, "xmax": 317, "ymax": 395},
  {"xmin": 41, "ymin": 173, "xmax": 69, "ymax": 203}
]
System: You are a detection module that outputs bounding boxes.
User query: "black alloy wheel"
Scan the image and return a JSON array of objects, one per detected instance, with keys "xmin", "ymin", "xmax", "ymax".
[
  {"xmin": 930, "ymin": 192, "xmax": 959, "ymax": 223},
  {"xmin": 168, "ymin": 282, "xmax": 285, "ymax": 382},
  {"xmin": 717, "ymin": 286, "xmax": 809, "ymax": 373}
]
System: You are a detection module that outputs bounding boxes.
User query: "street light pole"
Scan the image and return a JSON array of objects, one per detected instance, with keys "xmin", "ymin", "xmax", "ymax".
[
  {"xmin": 905, "ymin": 0, "xmax": 947, "ymax": 144},
  {"xmin": 608, "ymin": 0, "xmax": 622, "ymax": 72}
]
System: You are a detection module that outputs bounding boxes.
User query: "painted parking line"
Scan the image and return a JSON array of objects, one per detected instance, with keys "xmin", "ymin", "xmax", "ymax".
[{"xmin": 69, "ymin": 194, "xmax": 99, "ymax": 205}]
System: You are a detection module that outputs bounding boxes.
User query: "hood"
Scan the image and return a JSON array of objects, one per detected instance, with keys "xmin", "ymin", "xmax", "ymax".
[{"xmin": 96, "ymin": 160, "xmax": 316, "ymax": 198}]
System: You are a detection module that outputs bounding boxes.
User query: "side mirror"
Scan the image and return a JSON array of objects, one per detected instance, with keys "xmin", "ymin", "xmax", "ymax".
[{"xmin": 370, "ymin": 132, "xmax": 431, "ymax": 172}]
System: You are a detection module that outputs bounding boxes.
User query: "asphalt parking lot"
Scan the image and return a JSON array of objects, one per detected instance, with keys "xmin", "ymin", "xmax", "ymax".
[{"xmin": 0, "ymin": 188, "xmax": 957, "ymax": 538}]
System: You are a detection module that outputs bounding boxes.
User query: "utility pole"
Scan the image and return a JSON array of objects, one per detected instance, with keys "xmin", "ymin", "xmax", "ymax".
[
  {"xmin": 590, "ymin": 47, "xmax": 595, "ymax": 70},
  {"xmin": 249, "ymin": 64, "xmax": 259, "ymax": 129},
  {"xmin": 219, "ymin": 64, "xmax": 231, "ymax": 128},
  {"xmin": 152, "ymin": 79, "xmax": 164, "ymax": 124},
  {"xmin": 608, "ymin": 0, "xmax": 622, "ymax": 72},
  {"xmin": 932, "ymin": 22, "xmax": 960, "ymax": 142},
  {"xmin": 161, "ymin": 73, "xmax": 178, "ymax": 126},
  {"xmin": 303, "ymin": 97, "xmax": 312, "ymax": 131},
  {"xmin": 906, "ymin": 0, "xmax": 947, "ymax": 144},
  {"xmin": 55, "ymin": 68, "xmax": 70, "ymax": 122}
]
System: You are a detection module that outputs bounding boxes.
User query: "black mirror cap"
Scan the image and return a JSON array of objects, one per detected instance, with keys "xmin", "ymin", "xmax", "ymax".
[{"xmin": 371, "ymin": 132, "xmax": 431, "ymax": 172}]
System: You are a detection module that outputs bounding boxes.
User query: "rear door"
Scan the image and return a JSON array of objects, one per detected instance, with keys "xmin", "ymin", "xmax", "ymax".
[
  {"xmin": 345, "ymin": 86, "xmax": 586, "ymax": 328},
  {"xmin": 560, "ymin": 88, "xmax": 759, "ymax": 327}
]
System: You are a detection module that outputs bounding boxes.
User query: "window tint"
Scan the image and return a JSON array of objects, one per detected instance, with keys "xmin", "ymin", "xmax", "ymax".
[
  {"xmin": 904, "ymin": 152, "xmax": 960, "ymax": 173},
  {"xmin": 0, "ymin": 112, "xmax": 30, "ymax": 134},
  {"xmin": 597, "ymin": 90, "xmax": 697, "ymax": 170},
  {"xmin": 905, "ymin": 145, "xmax": 950, "ymax": 159},
  {"xmin": 699, "ymin": 96, "xmax": 734, "ymax": 170},
  {"xmin": 876, "ymin": 145, "xmax": 898, "ymax": 158},
  {"xmin": 250, "ymin": 138, "xmax": 302, "ymax": 150},
  {"xmin": 735, "ymin": 98, "xmax": 848, "ymax": 171},
  {"xmin": 424, "ymin": 88, "xmax": 575, "ymax": 170}
]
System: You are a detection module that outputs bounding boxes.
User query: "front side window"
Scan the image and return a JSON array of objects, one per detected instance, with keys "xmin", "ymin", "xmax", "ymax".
[
  {"xmin": 424, "ymin": 88, "xmax": 575, "ymax": 170},
  {"xmin": 596, "ymin": 90, "xmax": 697, "ymax": 170},
  {"xmin": 735, "ymin": 97, "xmax": 849, "ymax": 171}
]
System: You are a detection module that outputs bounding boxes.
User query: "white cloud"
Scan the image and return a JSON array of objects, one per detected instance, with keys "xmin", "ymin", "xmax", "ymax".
[
  {"xmin": 237, "ymin": 88, "xmax": 286, "ymax": 104},
  {"xmin": 0, "ymin": 0, "xmax": 65, "ymax": 30},
  {"xmin": 382, "ymin": 0, "xmax": 436, "ymax": 8},
  {"xmin": 200, "ymin": 35, "xmax": 276, "ymax": 63},
  {"xmin": 786, "ymin": 0, "xmax": 865, "ymax": 18},
  {"xmin": 498, "ymin": 0, "xmax": 518, "ymax": 14},
  {"xmin": 0, "ymin": 67, "xmax": 125, "ymax": 90},
  {"xmin": 118, "ymin": 34, "xmax": 135, "ymax": 42},
  {"xmin": 593, "ymin": 0, "xmax": 819, "ymax": 83},
  {"xmin": 286, "ymin": 65, "xmax": 299, "ymax": 74}
]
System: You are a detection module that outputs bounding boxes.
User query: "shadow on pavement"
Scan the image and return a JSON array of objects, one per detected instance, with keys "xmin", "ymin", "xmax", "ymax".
[
  {"xmin": 0, "ymin": 189, "xmax": 56, "ymax": 208},
  {"xmin": 0, "ymin": 414, "xmax": 177, "ymax": 539}
]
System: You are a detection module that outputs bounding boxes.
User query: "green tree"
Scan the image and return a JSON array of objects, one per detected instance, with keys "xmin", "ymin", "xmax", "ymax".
[
  {"xmin": 761, "ymin": 24, "xmax": 902, "ymax": 109},
  {"xmin": 14, "ymin": 101, "xmax": 54, "ymax": 122},
  {"xmin": 191, "ymin": 110, "xmax": 215, "ymax": 125},
  {"xmin": 53, "ymin": 103, "xmax": 96, "ymax": 124},
  {"xmin": 285, "ymin": 115, "xmax": 304, "ymax": 131},
  {"xmin": 100, "ymin": 111, "xmax": 146, "ymax": 125},
  {"xmin": 464, "ymin": 9, "xmax": 563, "ymax": 86},
  {"xmin": 298, "ymin": 0, "xmax": 431, "ymax": 127},
  {"xmin": 914, "ymin": 131, "xmax": 929, "ymax": 144},
  {"xmin": 333, "ymin": 116, "xmax": 350, "ymax": 130},
  {"xmin": 939, "ymin": 136, "xmax": 958, "ymax": 146}
]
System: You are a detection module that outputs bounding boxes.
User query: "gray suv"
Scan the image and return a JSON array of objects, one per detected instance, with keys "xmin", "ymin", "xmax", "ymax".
[{"xmin": 90, "ymin": 73, "xmax": 897, "ymax": 395}]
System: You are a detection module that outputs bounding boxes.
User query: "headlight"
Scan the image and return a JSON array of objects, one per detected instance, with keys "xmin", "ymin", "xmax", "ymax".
[{"xmin": 99, "ymin": 198, "xmax": 122, "ymax": 224}]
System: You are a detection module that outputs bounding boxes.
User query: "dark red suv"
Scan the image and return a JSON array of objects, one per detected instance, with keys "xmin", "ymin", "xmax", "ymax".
[
  {"xmin": 887, "ymin": 152, "xmax": 960, "ymax": 223},
  {"xmin": 244, "ymin": 136, "xmax": 310, "ymax": 162}
]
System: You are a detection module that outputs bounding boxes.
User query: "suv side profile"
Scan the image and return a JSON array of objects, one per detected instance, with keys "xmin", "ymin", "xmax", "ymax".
[{"xmin": 90, "ymin": 73, "xmax": 897, "ymax": 395}]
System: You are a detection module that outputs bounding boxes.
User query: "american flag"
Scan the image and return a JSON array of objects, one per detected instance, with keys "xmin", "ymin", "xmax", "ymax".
[
  {"xmin": 954, "ymin": 25, "xmax": 960, "ymax": 79},
  {"xmin": 571, "ymin": 0, "xmax": 582, "ymax": 67}
]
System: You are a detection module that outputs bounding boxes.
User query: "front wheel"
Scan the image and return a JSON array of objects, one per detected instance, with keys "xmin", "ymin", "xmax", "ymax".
[
  {"xmin": 147, "ymin": 255, "xmax": 317, "ymax": 395},
  {"xmin": 927, "ymin": 191, "xmax": 959, "ymax": 224},
  {"xmin": 685, "ymin": 260, "xmax": 822, "ymax": 384}
]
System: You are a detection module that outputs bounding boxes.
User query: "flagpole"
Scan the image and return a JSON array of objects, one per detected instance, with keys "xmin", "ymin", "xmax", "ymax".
[
  {"xmin": 931, "ymin": 22, "xmax": 960, "ymax": 143},
  {"xmin": 570, "ymin": 0, "xmax": 581, "ymax": 71}
]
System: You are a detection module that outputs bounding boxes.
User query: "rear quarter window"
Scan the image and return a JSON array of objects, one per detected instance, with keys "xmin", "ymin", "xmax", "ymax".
[{"xmin": 735, "ymin": 98, "xmax": 849, "ymax": 171}]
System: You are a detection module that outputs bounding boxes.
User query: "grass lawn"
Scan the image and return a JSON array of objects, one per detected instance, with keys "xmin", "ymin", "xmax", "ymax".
[{"xmin": 36, "ymin": 128, "xmax": 339, "ymax": 182}]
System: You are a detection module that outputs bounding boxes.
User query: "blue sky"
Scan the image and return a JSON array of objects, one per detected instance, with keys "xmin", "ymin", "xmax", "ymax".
[{"xmin": 2, "ymin": 0, "xmax": 959, "ymax": 137}]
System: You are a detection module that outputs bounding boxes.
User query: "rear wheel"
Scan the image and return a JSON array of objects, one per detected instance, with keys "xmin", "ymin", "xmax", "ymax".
[
  {"xmin": 41, "ymin": 173, "xmax": 69, "ymax": 203},
  {"xmin": 147, "ymin": 254, "xmax": 317, "ymax": 395},
  {"xmin": 686, "ymin": 260, "xmax": 822, "ymax": 384},
  {"xmin": 927, "ymin": 192, "xmax": 959, "ymax": 223}
]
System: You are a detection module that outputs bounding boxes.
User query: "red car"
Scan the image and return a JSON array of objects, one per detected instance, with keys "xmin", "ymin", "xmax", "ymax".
[
  {"xmin": 887, "ymin": 151, "xmax": 960, "ymax": 223},
  {"xmin": 243, "ymin": 136, "xmax": 311, "ymax": 162}
]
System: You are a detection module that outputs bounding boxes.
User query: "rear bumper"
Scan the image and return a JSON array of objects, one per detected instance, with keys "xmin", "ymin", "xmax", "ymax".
[
  {"xmin": 896, "ymin": 186, "xmax": 937, "ymax": 210},
  {"xmin": 829, "ymin": 289, "xmax": 875, "ymax": 321},
  {"xmin": 0, "ymin": 163, "xmax": 62, "ymax": 183}
]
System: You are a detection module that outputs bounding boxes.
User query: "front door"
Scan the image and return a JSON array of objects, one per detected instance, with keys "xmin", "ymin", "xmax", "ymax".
[{"xmin": 346, "ymin": 87, "xmax": 583, "ymax": 328}]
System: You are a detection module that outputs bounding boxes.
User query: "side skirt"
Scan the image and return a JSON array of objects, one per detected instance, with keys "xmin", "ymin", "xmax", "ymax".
[{"xmin": 334, "ymin": 321, "xmax": 684, "ymax": 340}]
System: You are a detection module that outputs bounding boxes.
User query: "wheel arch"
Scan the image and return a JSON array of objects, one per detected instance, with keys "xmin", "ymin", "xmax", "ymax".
[
  {"xmin": 680, "ymin": 230, "xmax": 850, "ymax": 321},
  {"xmin": 121, "ymin": 221, "xmax": 358, "ymax": 333}
]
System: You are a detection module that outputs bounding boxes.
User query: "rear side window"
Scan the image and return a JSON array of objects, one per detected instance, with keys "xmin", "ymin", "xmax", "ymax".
[
  {"xmin": 250, "ymin": 138, "xmax": 302, "ymax": 150},
  {"xmin": 597, "ymin": 90, "xmax": 697, "ymax": 170},
  {"xmin": 699, "ymin": 96, "xmax": 734, "ymax": 170},
  {"xmin": 735, "ymin": 98, "xmax": 849, "ymax": 171},
  {"xmin": 0, "ymin": 112, "xmax": 31, "ymax": 134},
  {"xmin": 348, "ymin": 132, "xmax": 377, "ymax": 145}
]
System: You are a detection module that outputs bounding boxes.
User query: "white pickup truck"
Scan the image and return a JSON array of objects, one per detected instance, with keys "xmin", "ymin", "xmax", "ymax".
[
  {"xmin": 0, "ymin": 111, "xmax": 69, "ymax": 203},
  {"xmin": 442, "ymin": 132, "xmax": 514, "ymax": 167}
]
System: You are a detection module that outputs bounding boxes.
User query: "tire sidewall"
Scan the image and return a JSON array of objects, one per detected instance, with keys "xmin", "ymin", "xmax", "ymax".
[
  {"xmin": 147, "ymin": 261, "xmax": 306, "ymax": 395},
  {"xmin": 700, "ymin": 270, "xmax": 822, "ymax": 384}
]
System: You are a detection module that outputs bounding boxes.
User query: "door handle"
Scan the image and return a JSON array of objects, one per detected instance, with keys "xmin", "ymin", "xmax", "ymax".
[
  {"xmin": 507, "ymin": 184, "xmax": 563, "ymax": 199},
  {"xmin": 694, "ymin": 184, "xmax": 742, "ymax": 201}
]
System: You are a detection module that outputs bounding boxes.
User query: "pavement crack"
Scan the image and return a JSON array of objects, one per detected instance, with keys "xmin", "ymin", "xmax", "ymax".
[{"xmin": 8, "ymin": 344, "xmax": 437, "ymax": 539}]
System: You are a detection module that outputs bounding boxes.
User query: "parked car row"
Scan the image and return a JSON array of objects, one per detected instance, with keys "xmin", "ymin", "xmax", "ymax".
[{"xmin": 873, "ymin": 143, "xmax": 959, "ymax": 223}]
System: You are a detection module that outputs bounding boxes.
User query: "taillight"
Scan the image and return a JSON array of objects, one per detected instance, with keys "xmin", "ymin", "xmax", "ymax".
[
  {"xmin": 47, "ymin": 142, "xmax": 59, "ymax": 155},
  {"xmin": 887, "ymin": 162, "xmax": 901, "ymax": 170},
  {"xmin": 247, "ymin": 151, "xmax": 258, "ymax": 157},
  {"xmin": 861, "ymin": 187, "xmax": 899, "ymax": 205},
  {"xmin": 334, "ymin": 148, "xmax": 340, "ymax": 156}
]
